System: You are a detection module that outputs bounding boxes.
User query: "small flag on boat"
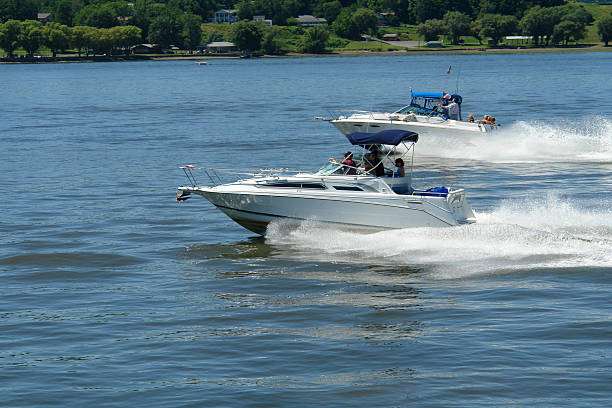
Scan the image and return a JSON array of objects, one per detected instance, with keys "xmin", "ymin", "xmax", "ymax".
[{"xmin": 446, "ymin": 65, "xmax": 452, "ymax": 75}]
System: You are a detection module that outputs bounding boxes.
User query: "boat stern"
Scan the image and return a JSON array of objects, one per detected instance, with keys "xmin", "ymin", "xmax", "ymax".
[{"xmin": 446, "ymin": 189, "xmax": 476, "ymax": 224}]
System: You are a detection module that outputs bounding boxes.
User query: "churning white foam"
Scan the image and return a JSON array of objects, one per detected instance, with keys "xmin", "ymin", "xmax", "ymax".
[
  {"xmin": 418, "ymin": 117, "xmax": 612, "ymax": 163},
  {"xmin": 265, "ymin": 196, "xmax": 612, "ymax": 279}
]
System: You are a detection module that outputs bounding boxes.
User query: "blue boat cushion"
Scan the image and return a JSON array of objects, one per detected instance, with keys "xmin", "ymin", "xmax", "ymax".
[
  {"xmin": 413, "ymin": 186, "xmax": 449, "ymax": 197},
  {"xmin": 427, "ymin": 186, "xmax": 448, "ymax": 194}
]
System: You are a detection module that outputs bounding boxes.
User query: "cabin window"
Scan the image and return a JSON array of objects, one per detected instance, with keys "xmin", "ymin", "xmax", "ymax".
[
  {"xmin": 300, "ymin": 183, "xmax": 326, "ymax": 189},
  {"xmin": 264, "ymin": 182, "xmax": 326, "ymax": 189},
  {"xmin": 333, "ymin": 185, "xmax": 363, "ymax": 191}
]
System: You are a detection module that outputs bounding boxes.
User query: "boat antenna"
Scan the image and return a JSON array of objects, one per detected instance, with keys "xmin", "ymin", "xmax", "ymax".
[{"xmin": 455, "ymin": 64, "xmax": 462, "ymax": 94}]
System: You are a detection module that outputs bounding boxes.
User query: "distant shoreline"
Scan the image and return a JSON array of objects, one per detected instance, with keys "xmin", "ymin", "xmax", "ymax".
[
  {"xmin": 2, "ymin": 45, "xmax": 610, "ymax": 64},
  {"xmin": 326, "ymin": 44, "xmax": 612, "ymax": 56}
]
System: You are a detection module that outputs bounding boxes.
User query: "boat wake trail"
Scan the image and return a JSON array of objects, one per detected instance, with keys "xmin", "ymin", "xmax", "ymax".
[
  {"xmin": 264, "ymin": 196, "xmax": 612, "ymax": 278},
  {"xmin": 418, "ymin": 116, "xmax": 612, "ymax": 163}
]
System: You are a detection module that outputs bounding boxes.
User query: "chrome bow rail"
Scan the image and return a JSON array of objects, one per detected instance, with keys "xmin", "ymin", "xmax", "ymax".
[{"xmin": 180, "ymin": 165, "xmax": 300, "ymax": 187}]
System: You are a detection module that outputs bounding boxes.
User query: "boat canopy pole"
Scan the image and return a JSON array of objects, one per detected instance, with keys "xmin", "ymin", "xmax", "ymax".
[
  {"xmin": 409, "ymin": 142, "xmax": 415, "ymax": 186},
  {"xmin": 395, "ymin": 140, "xmax": 415, "ymax": 188}
]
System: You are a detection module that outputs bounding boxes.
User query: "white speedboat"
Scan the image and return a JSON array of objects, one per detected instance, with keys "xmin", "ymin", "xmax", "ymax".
[
  {"xmin": 177, "ymin": 130, "xmax": 475, "ymax": 235},
  {"xmin": 320, "ymin": 91, "xmax": 497, "ymax": 137}
]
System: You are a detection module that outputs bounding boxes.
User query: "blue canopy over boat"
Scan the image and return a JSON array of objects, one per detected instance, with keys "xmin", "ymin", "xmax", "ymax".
[
  {"xmin": 346, "ymin": 130, "xmax": 419, "ymax": 146},
  {"xmin": 411, "ymin": 91, "xmax": 462, "ymax": 103}
]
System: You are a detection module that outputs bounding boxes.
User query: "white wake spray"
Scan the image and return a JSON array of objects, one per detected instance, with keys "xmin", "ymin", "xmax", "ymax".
[
  {"xmin": 265, "ymin": 196, "xmax": 612, "ymax": 278},
  {"xmin": 416, "ymin": 116, "xmax": 612, "ymax": 163}
]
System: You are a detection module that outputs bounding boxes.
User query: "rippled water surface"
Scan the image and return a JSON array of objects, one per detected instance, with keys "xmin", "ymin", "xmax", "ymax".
[{"xmin": 1, "ymin": 53, "xmax": 612, "ymax": 407}]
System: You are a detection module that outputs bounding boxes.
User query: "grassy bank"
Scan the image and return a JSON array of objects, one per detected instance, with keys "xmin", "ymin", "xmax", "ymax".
[{"xmin": 3, "ymin": 44, "xmax": 611, "ymax": 64}]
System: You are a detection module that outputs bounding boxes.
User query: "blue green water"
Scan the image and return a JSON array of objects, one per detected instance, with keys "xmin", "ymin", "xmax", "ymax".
[{"xmin": 1, "ymin": 53, "xmax": 612, "ymax": 406}]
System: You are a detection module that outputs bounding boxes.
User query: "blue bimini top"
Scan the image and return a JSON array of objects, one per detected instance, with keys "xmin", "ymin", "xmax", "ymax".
[
  {"xmin": 411, "ymin": 91, "xmax": 463, "ymax": 104},
  {"xmin": 346, "ymin": 130, "xmax": 419, "ymax": 146},
  {"xmin": 411, "ymin": 91, "xmax": 445, "ymax": 99}
]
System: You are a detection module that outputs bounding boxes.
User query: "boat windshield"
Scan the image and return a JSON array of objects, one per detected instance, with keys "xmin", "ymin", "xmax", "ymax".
[
  {"xmin": 394, "ymin": 105, "xmax": 441, "ymax": 117},
  {"xmin": 315, "ymin": 160, "xmax": 368, "ymax": 176},
  {"xmin": 315, "ymin": 162, "xmax": 342, "ymax": 175},
  {"xmin": 400, "ymin": 92, "xmax": 463, "ymax": 120},
  {"xmin": 394, "ymin": 96, "xmax": 445, "ymax": 118},
  {"xmin": 412, "ymin": 95, "xmax": 440, "ymax": 109}
]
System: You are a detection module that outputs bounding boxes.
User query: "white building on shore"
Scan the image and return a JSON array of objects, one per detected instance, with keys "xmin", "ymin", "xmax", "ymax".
[{"xmin": 214, "ymin": 9, "xmax": 238, "ymax": 24}]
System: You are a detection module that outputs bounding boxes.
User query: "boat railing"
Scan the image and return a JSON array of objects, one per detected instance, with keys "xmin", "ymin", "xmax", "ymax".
[
  {"xmin": 315, "ymin": 109, "xmax": 382, "ymax": 122},
  {"xmin": 446, "ymin": 188, "xmax": 466, "ymax": 206},
  {"xmin": 179, "ymin": 165, "xmax": 300, "ymax": 187}
]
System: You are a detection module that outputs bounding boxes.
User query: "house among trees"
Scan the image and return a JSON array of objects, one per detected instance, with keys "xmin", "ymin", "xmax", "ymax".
[
  {"xmin": 214, "ymin": 9, "xmax": 238, "ymax": 24},
  {"xmin": 296, "ymin": 15, "xmax": 327, "ymax": 27},
  {"xmin": 505, "ymin": 35, "xmax": 533, "ymax": 45},
  {"xmin": 37, "ymin": 13, "xmax": 53, "ymax": 24},
  {"xmin": 206, "ymin": 41, "xmax": 237, "ymax": 53},
  {"xmin": 117, "ymin": 16, "xmax": 133, "ymax": 25},
  {"xmin": 253, "ymin": 16, "xmax": 272, "ymax": 26},
  {"xmin": 382, "ymin": 33, "xmax": 399, "ymax": 41},
  {"xmin": 131, "ymin": 44, "xmax": 161, "ymax": 54}
]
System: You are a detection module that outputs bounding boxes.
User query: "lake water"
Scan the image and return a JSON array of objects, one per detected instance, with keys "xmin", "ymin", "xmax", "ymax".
[{"xmin": 1, "ymin": 52, "xmax": 612, "ymax": 407}]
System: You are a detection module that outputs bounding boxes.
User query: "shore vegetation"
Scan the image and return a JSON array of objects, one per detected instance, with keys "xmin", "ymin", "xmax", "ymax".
[{"xmin": 2, "ymin": 1, "xmax": 612, "ymax": 60}]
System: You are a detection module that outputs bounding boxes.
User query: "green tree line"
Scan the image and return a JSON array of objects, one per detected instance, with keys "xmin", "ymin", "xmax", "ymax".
[
  {"xmin": 0, "ymin": 19, "xmax": 142, "ymax": 57},
  {"xmin": 416, "ymin": 2, "xmax": 607, "ymax": 46},
  {"xmin": 0, "ymin": 0, "xmax": 587, "ymax": 28},
  {"xmin": 2, "ymin": 0, "xmax": 612, "ymax": 56}
]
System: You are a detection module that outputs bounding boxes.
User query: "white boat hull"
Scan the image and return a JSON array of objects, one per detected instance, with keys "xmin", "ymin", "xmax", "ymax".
[
  {"xmin": 330, "ymin": 115, "xmax": 495, "ymax": 137},
  {"xmin": 182, "ymin": 183, "xmax": 474, "ymax": 235}
]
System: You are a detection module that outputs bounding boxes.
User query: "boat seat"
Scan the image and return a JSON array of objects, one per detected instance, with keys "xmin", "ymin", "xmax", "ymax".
[
  {"xmin": 412, "ymin": 186, "xmax": 448, "ymax": 197},
  {"xmin": 413, "ymin": 191, "xmax": 448, "ymax": 197}
]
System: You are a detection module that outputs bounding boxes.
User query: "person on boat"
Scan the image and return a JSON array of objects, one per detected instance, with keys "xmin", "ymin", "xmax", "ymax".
[
  {"xmin": 329, "ymin": 151, "xmax": 357, "ymax": 175},
  {"xmin": 476, "ymin": 115, "xmax": 489, "ymax": 124},
  {"xmin": 363, "ymin": 150, "xmax": 385, "ymax": 177},
  {"xmin": 436, "ymin": 94, "xmax": 451, "ymax": 117},
  {"xmin": 477, "ymin": 115, "xmax": 495, "ymax": 125},
  {"xmin": 468, "ymin": 114, "xmax": 475, "ymax": 122},
  {"xmin": 394, "ymin": 158, "xmax": 405, "ymax": 177},
  {"xmin": 438, "ymin": 97, "xmax": 460, "ymax": 120}
]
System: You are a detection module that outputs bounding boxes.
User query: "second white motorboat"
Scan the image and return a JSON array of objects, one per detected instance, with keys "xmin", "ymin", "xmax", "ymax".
[
  {"xmin": 320, "ymin": 91, "xmax": 498, "ymax": 138},
  {"xmin": 177, "ymin": 130, "xmax": 475, "ymax": 235}
]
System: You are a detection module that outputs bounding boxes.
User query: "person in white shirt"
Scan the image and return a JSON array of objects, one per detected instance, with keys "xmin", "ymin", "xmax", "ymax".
[{"xmin": 438, "ymin": 97, "xmax": 460, "ymax": 120}]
